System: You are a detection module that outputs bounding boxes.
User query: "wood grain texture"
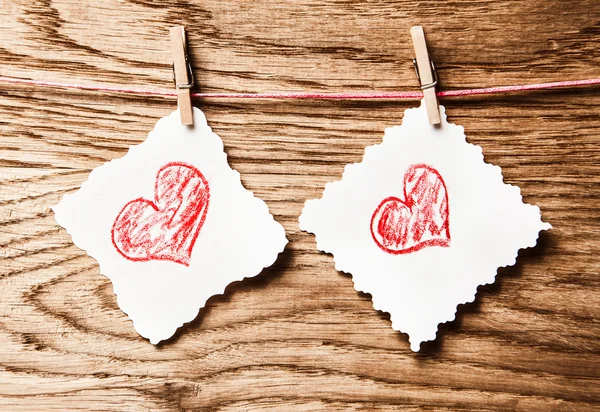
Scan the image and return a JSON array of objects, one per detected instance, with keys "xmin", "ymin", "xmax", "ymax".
[{"xmin": 0, "ymin": 0, "xmax": 599, "ymax": 410}]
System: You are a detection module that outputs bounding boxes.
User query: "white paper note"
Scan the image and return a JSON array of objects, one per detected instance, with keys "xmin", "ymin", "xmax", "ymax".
[
  {"xmin": 54, "ymin": 108, "xmax": 288, "ymax": 344},
  {"xmin": 299, "ymin": 100, "xmax": 551, "ymax": 351}
]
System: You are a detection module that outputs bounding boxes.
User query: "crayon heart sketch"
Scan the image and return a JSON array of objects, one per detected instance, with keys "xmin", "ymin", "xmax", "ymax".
[
  {"xmin": 370, "ymin": 163, "xmax": 450, "ymax": 254},
  {"xmin": 112, "ymin": 162, "xmax": 210, "ymax": 266}
]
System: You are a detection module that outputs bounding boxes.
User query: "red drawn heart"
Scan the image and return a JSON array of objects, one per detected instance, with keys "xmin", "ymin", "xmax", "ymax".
[
  {"xmin": 111, "ymin": 162, "xmax": 210, "ymax": 266},
  {"xmin": 370, "ymin": 163, "xmax": 450, "ymax": 254}
]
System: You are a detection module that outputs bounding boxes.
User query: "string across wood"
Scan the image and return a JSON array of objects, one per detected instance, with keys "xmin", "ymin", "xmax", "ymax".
[{"xmin": 0, "ymin": 76, "xmax": 598, "ymax": 100}]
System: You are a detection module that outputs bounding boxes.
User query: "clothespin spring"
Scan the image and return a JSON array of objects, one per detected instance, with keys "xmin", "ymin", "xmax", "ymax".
[
  {"xmin": 413, "ymin": 59, "xmax": 438, "ymax": 91},
  {"xmin": 172, "ymin": 60, "xmax": 194, "ymax": 90}
]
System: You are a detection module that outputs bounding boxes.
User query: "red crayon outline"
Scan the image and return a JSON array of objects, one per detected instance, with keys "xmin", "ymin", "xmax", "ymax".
[
  {"xmin": 370, "ymin": 164, "xmax": 450, "ymax": 255},
  {"xmin": 111, "ymin": 161, "xmax": 210, "ymax": 266}
]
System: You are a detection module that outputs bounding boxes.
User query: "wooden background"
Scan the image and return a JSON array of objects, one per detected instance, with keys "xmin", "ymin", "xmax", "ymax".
[{"xmin": 0, "ymin": 0, "xmax": 599, "ymax": 410}]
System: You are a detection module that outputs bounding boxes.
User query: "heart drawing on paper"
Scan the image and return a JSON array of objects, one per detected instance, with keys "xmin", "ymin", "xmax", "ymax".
[
  {"xmin": 370, "ymin": 163, "xmax": 450, "ymax": 254},
  {"xmin": 112, "ymin": 162, "xmax": 210, "ymax": 266}
]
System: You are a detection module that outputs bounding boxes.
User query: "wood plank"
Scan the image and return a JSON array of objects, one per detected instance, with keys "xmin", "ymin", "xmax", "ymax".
[{"xmin": 0, "ymin": 0, "xmax": 599, "ymax": 410}]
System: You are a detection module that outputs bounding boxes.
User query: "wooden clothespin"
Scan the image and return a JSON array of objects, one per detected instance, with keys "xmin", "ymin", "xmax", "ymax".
[
  {"xmin": 410, "ymin": 26, "xmax": 440, "ymax": 125},
  {"xmin": 170, "ymin": 26, "xmax": 194, "ymax": 125}
]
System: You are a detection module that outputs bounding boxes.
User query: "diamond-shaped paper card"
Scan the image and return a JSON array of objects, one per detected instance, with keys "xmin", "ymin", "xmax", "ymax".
[
  {"xmin": 54, "ymin": 108, "xmax": 288, "ymax": 344},
  {"xmin": 299, "ymin": 101, "xmax": 550, "ymax": 351}
]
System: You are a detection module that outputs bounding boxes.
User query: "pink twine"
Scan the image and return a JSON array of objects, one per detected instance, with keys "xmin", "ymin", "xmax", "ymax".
[{"xmin": 0, "ymin": 76, "xmax": 598, "ymax": 100}]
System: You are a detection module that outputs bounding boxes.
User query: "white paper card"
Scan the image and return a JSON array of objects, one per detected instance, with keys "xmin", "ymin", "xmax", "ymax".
[
  {"xmin": 299, "ymin": 100, "xmax": 550, "ymax": 351},
  {"xmin": 54, "ymin": 108, "xmax": 288, "ymax": 344}
]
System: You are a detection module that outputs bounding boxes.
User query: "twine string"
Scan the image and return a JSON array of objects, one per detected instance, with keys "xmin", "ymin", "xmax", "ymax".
[{"xmin": 0, "ymin": 76, "xmax": 599, "ymax": 100}]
